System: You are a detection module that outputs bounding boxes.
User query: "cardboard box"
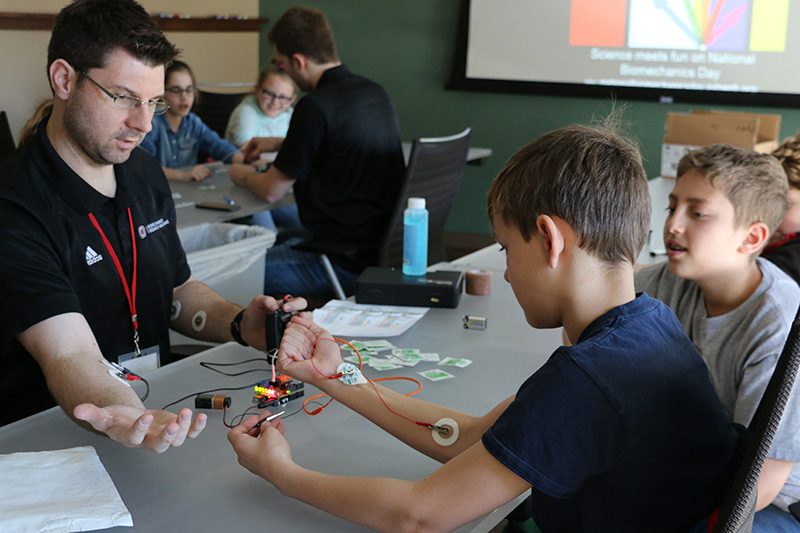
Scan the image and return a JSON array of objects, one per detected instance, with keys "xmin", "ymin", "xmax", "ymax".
[{"xmin": 660, "ymin": 110, "xmax": 780, "ymax": 178}]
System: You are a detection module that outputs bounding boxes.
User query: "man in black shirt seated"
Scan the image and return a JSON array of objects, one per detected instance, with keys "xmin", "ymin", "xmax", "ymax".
[
  {"xmin": 0, "ymin": 0, "xmax": 306, "ymax": 452},
  {"xmin": 229, "ymin": 6, "xmax": 405, "ymax": 297}
]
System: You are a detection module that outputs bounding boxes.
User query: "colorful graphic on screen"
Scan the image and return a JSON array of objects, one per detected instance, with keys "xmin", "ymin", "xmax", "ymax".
[{"xmin": 570, "ymin": 0, "xmax": 788, "ymax": 52}]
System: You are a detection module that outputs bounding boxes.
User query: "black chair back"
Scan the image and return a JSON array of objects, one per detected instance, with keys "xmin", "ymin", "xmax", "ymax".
[
  {"xmin": 712, "ymin": 303, "xmax": 800, "ymax": 532},
  {"xmin": 378, "ymin": 127, "xmax": 472, "ymax": 268},
  {"xmin": 0, "ymin": 111, "xmax": 16, "ymax": 161},
  {"xmin": 192, "ymin": 90, "xmax": 248, "ymax": 139}
]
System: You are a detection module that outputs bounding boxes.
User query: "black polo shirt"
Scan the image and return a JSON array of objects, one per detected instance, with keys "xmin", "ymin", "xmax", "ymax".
[
  {"xmin": 274, "ymin": 65, "xmax": 405, "ymax": 269},
  {"xmin": 0, "ymin": 119, "xmax": 190, "ymax": 426}
]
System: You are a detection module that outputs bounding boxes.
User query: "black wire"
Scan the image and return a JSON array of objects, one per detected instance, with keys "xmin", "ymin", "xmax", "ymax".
[
  {"xmin": 161, "ymin": 356, "xmax": 273, "ymax": 409},
  {"xmin": 199, "ymin": 358, "xmax": 271, "ymax": 377},
  {"xmin": 226, "ymin": 404, "xmax": 306, "ymax": 430},
  {"xmin": 161, "ymin": 381, "xmax": 262, "ymax": 410},
  {"xmin": 224, "ymin": 405, "xmax": 262, "ymax": 428},
  {"xmin": 119, "ymin": 367, "xmax": 150, "ymax": 402},
  {"xmin": 161, "ymin": 355, "xmax": 306, "ymax": 424},
  {"xmin": 136, "ymin": 376, "xmax": 150, "ymax": 402}
]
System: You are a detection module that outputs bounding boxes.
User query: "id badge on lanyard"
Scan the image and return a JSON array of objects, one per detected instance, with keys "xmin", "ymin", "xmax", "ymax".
[
  {"xmin": 118, "ymin": 345, "xmax": 160, "ymax": 375},
  {"xmin": 89, "ymin": 207, "xmax": 160, "ymax": 374}
]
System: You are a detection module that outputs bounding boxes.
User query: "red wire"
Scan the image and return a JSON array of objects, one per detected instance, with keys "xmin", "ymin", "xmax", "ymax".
[
  {"xmin": 302, "ymin": 337, "xmax": 430, "ymax": 429},
  {"xmin": 310, "ymin": 337, "xmax": 345, "ymax": 379}
]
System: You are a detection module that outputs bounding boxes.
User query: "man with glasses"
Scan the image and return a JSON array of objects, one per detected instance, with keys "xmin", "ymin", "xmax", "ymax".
[
  {"xmin": 229, "ymin": 6, "xmax": 405, "ymax": 298},
  {"xmin": 0, "ymin": 0, "xmax": 305, "ymax": 452}
]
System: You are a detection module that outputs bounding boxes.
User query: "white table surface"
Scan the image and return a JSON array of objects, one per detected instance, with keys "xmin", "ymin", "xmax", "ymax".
[{"xmin": 0, "ymin": 251, "xmax": 559, "ymax": 532}]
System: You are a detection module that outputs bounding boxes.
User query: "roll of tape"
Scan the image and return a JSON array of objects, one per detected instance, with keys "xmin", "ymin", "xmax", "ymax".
[{"xmin": 465, "ymin": 269, "xmax": 492, "ymax": 296}]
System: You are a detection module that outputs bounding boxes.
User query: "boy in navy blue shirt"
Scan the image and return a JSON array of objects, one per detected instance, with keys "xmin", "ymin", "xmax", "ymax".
[{"xmin": 228, "ymin": 124, "xmax": 743, "ymax": 531}]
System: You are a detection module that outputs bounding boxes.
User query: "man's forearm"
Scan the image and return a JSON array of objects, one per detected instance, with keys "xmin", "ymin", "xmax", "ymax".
[
  {"xmin": 243, "ymin": 166, "xmax": 294, "ymax": 203},
  {"xmin": 45, "ymin": 355, "xmax": 145, "ymax": 431},
  {"xmin": 19, "ymin": 313, "xmax": 145, "ymax": 425}
]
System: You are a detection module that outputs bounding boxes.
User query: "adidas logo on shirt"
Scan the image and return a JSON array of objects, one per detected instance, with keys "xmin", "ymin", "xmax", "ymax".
[{"xmin": 85, "ymin": 246, "xmax": 103, "ymax": 266}]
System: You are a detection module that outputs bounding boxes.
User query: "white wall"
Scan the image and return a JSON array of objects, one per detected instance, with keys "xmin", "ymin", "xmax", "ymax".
[{"xmin": 0, "ymin": 0, "xmax": 260, "ymax": 143}]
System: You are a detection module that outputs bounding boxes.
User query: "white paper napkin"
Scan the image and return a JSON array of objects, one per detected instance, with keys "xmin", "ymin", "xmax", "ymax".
[{"xmin": 0, "ymin": 445, "xmax": 132, "ymax": 532}]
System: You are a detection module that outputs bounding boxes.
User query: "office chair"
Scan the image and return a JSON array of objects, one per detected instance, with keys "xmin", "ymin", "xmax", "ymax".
[
  {"xmin": 711, "ymin": 302, "xmax": 800, "ymax": 532},
  {"xmin": 0, "ymin": 111, "xmax": 17, "ymax": 161},
  {"xmin": 294, "ymin": 127, "xmax": 473, "ymax": 300},
  {"xmin": 192, "ymin": 90, "xmax": 248, "ymax": 139}
]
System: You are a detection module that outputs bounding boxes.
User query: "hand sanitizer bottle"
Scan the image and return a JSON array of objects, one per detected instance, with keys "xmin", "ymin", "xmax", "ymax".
[{"xmin": 403, "ymin": 197, "xmax": 428, "ymax": 276}]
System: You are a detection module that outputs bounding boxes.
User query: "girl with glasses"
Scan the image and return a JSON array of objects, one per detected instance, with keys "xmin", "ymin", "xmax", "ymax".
[
  {"xmin": 225, "ymin": 65, "xmax": 298, "ymax": 151},
  {"xmin": 226, "ymin": 65, "xmax": 303, "ymax": 233},
  {"xmin": 140, "ymin": 60, "xmax": 244, "ymax": 182}
]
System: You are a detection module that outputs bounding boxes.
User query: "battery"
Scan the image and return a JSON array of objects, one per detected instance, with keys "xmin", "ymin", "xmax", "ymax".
[
  {"xmin": 462, "ymin": 315, "xmax": 487, "ymax": 330},
  {"xmin": 195, "ymin": 394, "xmax": 231, "ymax": 409}
]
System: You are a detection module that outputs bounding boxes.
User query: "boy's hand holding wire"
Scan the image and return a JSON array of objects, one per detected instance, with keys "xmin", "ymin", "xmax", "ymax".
[{"xmin": 228, "ymin": 410, "xmax": 289, "ymax": 482}]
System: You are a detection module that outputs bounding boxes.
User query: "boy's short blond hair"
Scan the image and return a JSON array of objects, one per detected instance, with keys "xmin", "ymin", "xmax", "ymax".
[
  {"xmin": 487, "ymin": 124, "xmax": 650, "ymax": 264},
  {"xmin": 677, "ymin": 144, "xmax": 788, "ymax": 234},
  {"xmin": 772, "ymin": 134, "xmax": 800, "ymax": 190}
]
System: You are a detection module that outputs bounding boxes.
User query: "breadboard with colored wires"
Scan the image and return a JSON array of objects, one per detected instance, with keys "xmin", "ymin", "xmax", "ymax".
[{"xmin": 253, "ymin": 374, "xmax": 304, "ymax": 408}]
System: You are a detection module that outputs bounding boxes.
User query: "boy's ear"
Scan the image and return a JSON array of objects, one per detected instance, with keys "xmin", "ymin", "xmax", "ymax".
[
  {"xmin": 739, "ymin": 221, "xmax": 770, "ymax": 255},
  {"xmin": 536, "ymin": 214, "xmax": 565, "ymax": 269}
]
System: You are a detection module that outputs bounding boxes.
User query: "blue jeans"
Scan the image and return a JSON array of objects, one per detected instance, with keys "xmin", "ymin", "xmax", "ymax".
[
  {"xmin": 250, "ymin": 204, "xmax": 302, "ymax": 233},
  {"xmin": 263, "ymin": 235, "xmax": 360, "ymax": 296},
  {"xmin": 753, "ymin": 504, "xmax": 800, "ymax": 531}
]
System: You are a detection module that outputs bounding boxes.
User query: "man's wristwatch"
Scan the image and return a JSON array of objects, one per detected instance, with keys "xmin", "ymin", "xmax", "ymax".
[{"xmin": 230, "ymin": 309, "xmax": 248, "ymax": 347}]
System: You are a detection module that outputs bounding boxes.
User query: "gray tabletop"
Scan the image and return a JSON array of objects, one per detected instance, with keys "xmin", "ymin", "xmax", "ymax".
[
  {"xmin": 0, "ymin": 249, "xmax": 561, "ymax": 532},
  {"xmin": 169, "ymin": 163, "xmax": 295, "ymax": 229}
]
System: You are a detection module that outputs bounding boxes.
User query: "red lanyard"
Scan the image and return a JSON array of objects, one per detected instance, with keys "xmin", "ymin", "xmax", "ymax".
[{"xmin": 88, "ymin": 208, "xmax": 140, "ymax": 355}]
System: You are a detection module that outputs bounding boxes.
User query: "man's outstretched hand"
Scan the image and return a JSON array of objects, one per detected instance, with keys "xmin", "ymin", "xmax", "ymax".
[{"xmin": 74, "ymin": 404, "xmax": 207, "ymax": 453}]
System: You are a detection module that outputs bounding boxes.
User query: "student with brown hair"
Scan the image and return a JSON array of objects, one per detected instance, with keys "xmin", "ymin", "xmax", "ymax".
[
  {"xmin": 139, "ymin": 60, "xmax": 244, "ymax": 182},
  {"xmin": 636, "ymin": 144, "xmax": 800, "ymax": 529},
  {"xmin": 229, "ymin": 123, "xmax": 743, "ymax": 532}
]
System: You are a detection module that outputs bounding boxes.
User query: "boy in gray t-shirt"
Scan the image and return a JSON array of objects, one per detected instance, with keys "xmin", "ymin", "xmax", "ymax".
[{"xmin": 636, "ymin": 144, "xmax": 800, "ymax": 526}]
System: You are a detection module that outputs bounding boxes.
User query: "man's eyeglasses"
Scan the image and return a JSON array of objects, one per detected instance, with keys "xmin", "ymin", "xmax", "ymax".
[
  {"xmin": 81, "ymin": 71, "xmax": 170, "ymax": 115},
  {"xmin": 259, "ymin": 88, "xmax": 293, "ymax": 105},
  {"xmin": 166, "ymin": 86, "xmax": 195, "ymax": 96}
]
